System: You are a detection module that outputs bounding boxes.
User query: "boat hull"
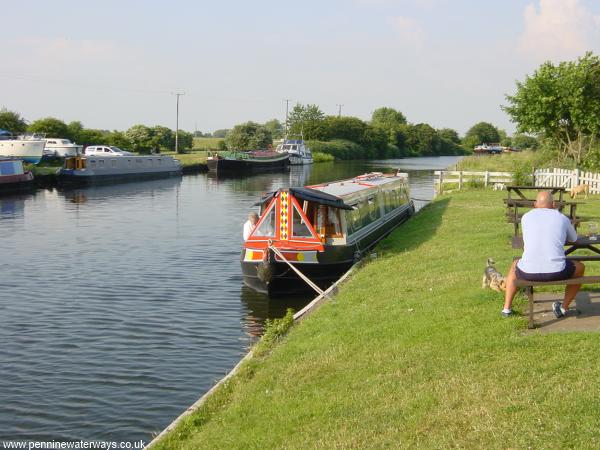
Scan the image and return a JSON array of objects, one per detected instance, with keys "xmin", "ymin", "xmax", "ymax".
[
  {"xmin": 0, "ymin": 171, "xmax": 35, "ymax": 193},
  {"xmin": 0, "ymin": 140, "xmax": 45, "ymax": 164},
  {"xmin": 241, "ymin": 201, "xmax": 415, "ymax": 296},
  {"xmin": 207, "ymin": 155, "xmax": 289, "ymax": 173},
  {"xmin": 58, "ymin": 169, "xmax": 181, "ymax": 185}
]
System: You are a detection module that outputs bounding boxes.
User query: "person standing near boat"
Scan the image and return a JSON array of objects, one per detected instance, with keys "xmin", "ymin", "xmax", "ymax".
[{"xmin": 243, "ymin": 212, "xmax": 259, "ymax": 240}]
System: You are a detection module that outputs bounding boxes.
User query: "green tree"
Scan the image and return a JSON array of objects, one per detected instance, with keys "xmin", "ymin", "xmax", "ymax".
[
  {"xmin": 263, "ymin": 119, "xmax": 284, "ymax": 139},
  {"xmin": 151, "ymin": 125, "xmax": 175, "ymax": 151},
  {"xmin": 0, "ymin": 108, "xmax": 27, "ymax": 133},
  {"xmin": 225, "ymin": 122, "xmax": 272, "ymax": 150},
  {"xmin": 287, "ymin": 104, "xmax": 325, "ymax": 140},
  {"xmin": 125, "ymin": 125, "xmax": 154, "ymax": 153},
  {"xmin": 371, "ymin": 107, "xmax": 407, "ymax": 130},
  {"xmin": 28, "ymin": 117, "xmax": 70, "ymax": 138},
  {"xmin": 108, "ymin": 131, "xmax": 131, "ymax": 149},
  {"xmin": 405, "ymin": 123, "xmax": 441, "ymax": 156},
  {"xmin": 437, "ymin": 128, "xmax": 461, "ymax": 144},
  {"xmin": 512, "ymin": 133, "xmax": 540, "ymax": 150},
  {"xmin": 462, "ymin": 122, "xmax": 501, "ymax": 149},
  {"xmin": 504, "ymin": 52, "xmax": 600, "ymax": 164},
  {"xmin": 177, "ymin": 130, "xmax": 194, "ymax": 151},
  {"xmin": 212, "ymin": 129, "xmax": 229, "ymax": 138}
]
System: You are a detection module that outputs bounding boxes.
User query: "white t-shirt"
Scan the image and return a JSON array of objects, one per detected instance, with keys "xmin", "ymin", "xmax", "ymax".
[
  {"xmin": 517, "ymin": 208, "xmax": 577, "ymax": 274},
  {"xmin": 243, "ymin": 220, "xmax": 255, "ymax": 240}
]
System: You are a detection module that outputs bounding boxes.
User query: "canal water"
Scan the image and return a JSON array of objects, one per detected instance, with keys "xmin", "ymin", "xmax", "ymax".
[{"xmin": 0, "ymin": 156, "xmax": 461, "ymax": 442}]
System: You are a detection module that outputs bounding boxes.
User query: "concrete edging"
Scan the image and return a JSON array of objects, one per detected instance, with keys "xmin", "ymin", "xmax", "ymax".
[{"xmin": 145, "ymin": 264, "xmax": 357, "ymax": 448}]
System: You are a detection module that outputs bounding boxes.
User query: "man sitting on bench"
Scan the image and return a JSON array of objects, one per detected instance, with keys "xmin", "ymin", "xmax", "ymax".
[{"xmin": 502, "ymin": 191, "xmax": 585, "ymax": 318}]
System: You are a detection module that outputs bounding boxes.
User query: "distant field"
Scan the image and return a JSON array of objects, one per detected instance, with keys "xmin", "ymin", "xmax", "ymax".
[{"xmin": 193, "ymin": 137, "xmax": 224, "ymax": 150}]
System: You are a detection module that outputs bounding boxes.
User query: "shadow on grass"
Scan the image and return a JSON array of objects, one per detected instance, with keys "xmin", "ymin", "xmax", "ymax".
[{"xmin": 378, "ymin": 197, "xmax": 451, "ymax": 256}]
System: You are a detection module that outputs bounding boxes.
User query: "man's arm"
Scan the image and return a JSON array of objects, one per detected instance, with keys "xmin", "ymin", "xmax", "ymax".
[{"xmin": 565, "ymin": 217, "xmax": 578, "ymax": 243}]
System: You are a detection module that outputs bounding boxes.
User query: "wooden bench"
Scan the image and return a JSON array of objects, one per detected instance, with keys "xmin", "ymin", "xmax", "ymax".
[{"xmin": 515, "ymin": 276, "xmax": 600, "ymax": 328}]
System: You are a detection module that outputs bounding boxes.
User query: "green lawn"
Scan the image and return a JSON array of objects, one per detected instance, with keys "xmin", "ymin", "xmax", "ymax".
[
  {"xmin": 192, "ymin": 137, "xmax": 224, "ymax": 150},
  {"xmin": 153, "ymin": 189, "xmax": 600, "ymax": 449}
]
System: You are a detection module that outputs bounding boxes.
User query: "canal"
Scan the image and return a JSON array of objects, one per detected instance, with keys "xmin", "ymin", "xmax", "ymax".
[{"xmin": 0, "ymin": 156, "xmax": 461, "ymax": 442}]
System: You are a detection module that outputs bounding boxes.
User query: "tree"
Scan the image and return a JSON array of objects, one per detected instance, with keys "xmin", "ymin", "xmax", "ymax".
[
  {"xmin": 437, "ymin": 128, "xmax": 461, "ymax": 144},
  {"xmin": 263, "ymin": 119, "xmax": 284, "ymax": 139},
  {"xmin": 151, "ymin": 125, "xmax": 175, "ymax": 151},
  {"xmin": 462, "ymin": 122, "xmax": 501, "ymax": 149},
  {"xmin": 108, "ymin": 131, "xmax": 131, "ymax": 149},
  {"xmin": 512, "ymin": 133, "xmax": 540, "ymax": 150},
  {"xmin": 405, "ymin": 123, "xmax": 441, "ymax": 156},
  {"xmin": 371, "ymin": 107, "xmax": 407, "ymax": 130},
  {"xmin": 225, "ymin": 122, "xmax": 272, "ymax": 150},
  {"xmin": 78, "ymin": 129, "xmax": 109, "ymax": 147},
  {"xmin": 504, "ymin": 52, "xmax": 600, "ymax": 164},
  {"xmin": 125, "ymin": 125, "xmax": 154, "ymax": 153},
  {"xmin": 287, "ymin": 104, "xmax": 325, "ymax": 140},
  {"xmin": 0, "ymin": 108, "xmax": 27, "ymax": 133},
  {"xmin": 177, "ymin": 130, "xmax": 194, "ymax": 151},
  {"xmin": 28, "ymin": 117, "xmax": 70, "ymax": 138},
  {"xmin": 212, "ymin": 129, "xmax": 229, "ymax": 138}
]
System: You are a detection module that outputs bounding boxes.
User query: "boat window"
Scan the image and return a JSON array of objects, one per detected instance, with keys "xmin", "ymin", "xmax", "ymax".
[
  {"xmin": 368, "ymin": 196, "xmax": 379, "ymax": 221},
  {"xmin": 128, "ymin": 159, "xmax": 132, "ymax": 167},
  {"xmin": 346, "ymin": 204, "xmax": 362, "ymax": 234},
  {"xmin": 326, "ymin": 207, "xmax": 342, "ymax": 236},
  {"xmin": 90, "ymin": 160, "xmax": 96, "ymax": 167},
  {"xmin": 292, "ymin": 204, "xmax": 312, "ymax": 238},
  {"xmin": 254, "ymin": 204, "xmax": 276, "ymax": 237},
  {"xmin": 99, "ymin": 160, "xmax": 105, "ymax": 167},
  {"xmin": 111, "ymin": 159, "xmax": 117, "ymax": 168}
]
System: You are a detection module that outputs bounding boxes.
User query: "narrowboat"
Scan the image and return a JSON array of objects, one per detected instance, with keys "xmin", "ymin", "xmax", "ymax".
[
  {"xmin": 241, "ymin": 171, "xmax": 415, "ymax": 296},
  {"xmin": 207, "ymin": 150, "xmax": 289, "ymax": 173},
  {"xmin": 0, "ymin": 159, "xmax": 34, "ymax": 193},
  {"xmin": 59, "ymin": 154, "xmax": 182, "ymax": 184}
]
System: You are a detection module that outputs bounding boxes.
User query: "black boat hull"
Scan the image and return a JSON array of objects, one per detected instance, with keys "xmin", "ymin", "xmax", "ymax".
[
  {"xmin": 207, "ymin": 156, "xmax": 289, "ymax": 173},
  {"xmin": 241, "ymin": 202, "xmax": 415, "ymax": 297}
]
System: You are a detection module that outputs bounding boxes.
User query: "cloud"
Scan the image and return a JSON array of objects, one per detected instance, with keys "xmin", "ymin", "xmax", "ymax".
[
  {"xmin": 386, "ymin": 16, "xmax": 425, "ymax": 46},
  {"xmin": 519, "ymin": 0, "xmax": 600, "ymax": 61}
]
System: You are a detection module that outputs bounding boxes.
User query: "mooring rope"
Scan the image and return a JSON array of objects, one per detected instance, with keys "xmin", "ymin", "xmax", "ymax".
[
  {"xmin": 410, "ymin": 197, "xmax": 432, "ymax": 202},
  {"xmin": 268, "ymin": 245, "xmax": 325, "ymax": 296}
]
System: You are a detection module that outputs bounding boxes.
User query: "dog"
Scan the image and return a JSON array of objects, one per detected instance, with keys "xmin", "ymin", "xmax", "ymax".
[
  {"xmin": 570, "ymin": 184, "xmax": 589, "ymax": 199},
  {"xmin": 493, "ymin": 182, "xmax": 506, "ymax": 191},
  {"xmin": 482, "ymin": 258, "xmax": 506, "ymax": 292}
]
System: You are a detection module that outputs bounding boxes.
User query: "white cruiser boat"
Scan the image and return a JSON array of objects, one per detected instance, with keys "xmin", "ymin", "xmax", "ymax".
[
  {"xmin": 59, "ymin": 154, "xmax": 182, "ymax": 183},
  {"xmin": 276, "ymin": 138, "xmax": 313, "ymax": 165},
  {"xmin": 44, "ymin": 138, "xmax": 83, "ymax": 157},
  {"xmin": 0, "ymin": 130, "xmax": 45, "ymax": 164}
]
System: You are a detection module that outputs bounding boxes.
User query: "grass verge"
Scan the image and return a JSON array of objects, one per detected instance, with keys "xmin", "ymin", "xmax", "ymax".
[{"xmin": 155, "ymin": 188, "xmax": 600, "ymax": 448}]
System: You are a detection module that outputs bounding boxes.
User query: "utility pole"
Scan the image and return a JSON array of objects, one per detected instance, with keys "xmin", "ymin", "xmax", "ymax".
[
  {"xmin": 173, "ymin": 92, "xmax": 185, "ymax": 153},
  {"xmin": 284, "ymin": 99, "xmax": 291, "ymax": 136},
  {"xmin": 336, "ymin": 104, "xmax": 343, "ymax": 118}
]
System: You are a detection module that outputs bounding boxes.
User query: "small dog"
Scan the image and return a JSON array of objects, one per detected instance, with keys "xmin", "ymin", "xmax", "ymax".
[
  {"xmin": 493, "ymin": 182, "xmax": 506, "ymax": 191},
  {"xmin": 482, "ymin": 258, "xmax": 506, "ymax": 292},
  {"xmin": 570, "ymin": 184, "xmax": 589, "ymax": 199}
]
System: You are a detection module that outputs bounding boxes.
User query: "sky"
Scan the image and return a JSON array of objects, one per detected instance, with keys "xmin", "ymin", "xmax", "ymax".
[{"xmin": 1, "ymin": 0, "xmax": 600, "ymax": 135}]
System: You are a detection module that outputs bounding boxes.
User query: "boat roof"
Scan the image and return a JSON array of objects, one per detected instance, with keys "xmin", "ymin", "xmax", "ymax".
[
  {"xmin": 255, "ymin": 172, "xmax": 408, "ymax": 210},
  {"xmin": 307, "ymin": 172, "xmax": 408, "ymax": 198}
]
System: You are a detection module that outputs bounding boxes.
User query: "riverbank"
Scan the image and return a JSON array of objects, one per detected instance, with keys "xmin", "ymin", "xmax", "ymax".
[{"xmin": 152, "ymin": 188, "xmax": 600, "ymax": 449}]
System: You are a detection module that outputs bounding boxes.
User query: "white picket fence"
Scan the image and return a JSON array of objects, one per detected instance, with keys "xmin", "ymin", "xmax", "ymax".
[
  {"xmin": 534, "ymin": 168, "xmax": 600, "ymax": 193},
  {"xmin": 434, "ymin": 170, "xmax": 513, "ymax": 194}
]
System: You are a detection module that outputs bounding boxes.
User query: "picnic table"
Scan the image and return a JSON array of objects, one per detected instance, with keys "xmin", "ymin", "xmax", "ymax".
[
  {"xmin": 512, "ymin": 236, "xmax": 600, "ymax": 328},
  {"xmin": 505, "ymin": 185, "xmax": 582, "ymax": 236}
]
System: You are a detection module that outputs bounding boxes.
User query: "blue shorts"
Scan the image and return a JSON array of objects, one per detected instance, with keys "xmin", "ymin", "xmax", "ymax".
[{"xmin": 516, "ymin": 259, "xmax": 576, "ymax": 282}]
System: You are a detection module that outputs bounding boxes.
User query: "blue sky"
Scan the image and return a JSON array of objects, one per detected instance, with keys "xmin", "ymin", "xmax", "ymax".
[{"xmin": 1, "ymin": 0, "xmax": 599, "ymax": 135}]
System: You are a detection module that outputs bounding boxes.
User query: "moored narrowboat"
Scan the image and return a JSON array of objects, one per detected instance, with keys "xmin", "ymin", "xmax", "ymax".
[
  {"xmin": 0, "ymin": 159, "xmax": 35, "ymax": 193},
  {"xmin": 241, "ymin": 171, "xmax": 415, "ymax": 296},
  {"xmin": 207, "ymin": 150, "xmax": 289, "ymax": 173}
]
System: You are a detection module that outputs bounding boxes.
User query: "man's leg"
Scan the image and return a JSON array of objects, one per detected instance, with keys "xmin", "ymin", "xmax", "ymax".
[
  {"xmin": 503, "ymin": 260, "xmax": 519, "ymax": 313},
  {"xmin": 562, "ymin": 261, "xmax": 585, "ymax": 309}
]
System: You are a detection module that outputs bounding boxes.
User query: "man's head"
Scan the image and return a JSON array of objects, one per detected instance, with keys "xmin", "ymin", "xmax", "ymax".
[
  {"xmin": 248, "ymin": 212, "xmax": 259, "ymax": 224},
  {"xmin": 534, "ymin": 191, "xmax": 555, "ymax": 209}
]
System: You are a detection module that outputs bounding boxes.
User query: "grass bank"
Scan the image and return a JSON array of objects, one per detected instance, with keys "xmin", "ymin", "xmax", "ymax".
[
  {"xmin": 454, "ymin": 150, "xmax": 550, "ymax": 172},
  {"xmin": 153, "ymin": 189, "xmax": 600, "ymax": 449},
  {"xmin": 192, "ymin": 137, "xmax": 224, "ymax": 150}
]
